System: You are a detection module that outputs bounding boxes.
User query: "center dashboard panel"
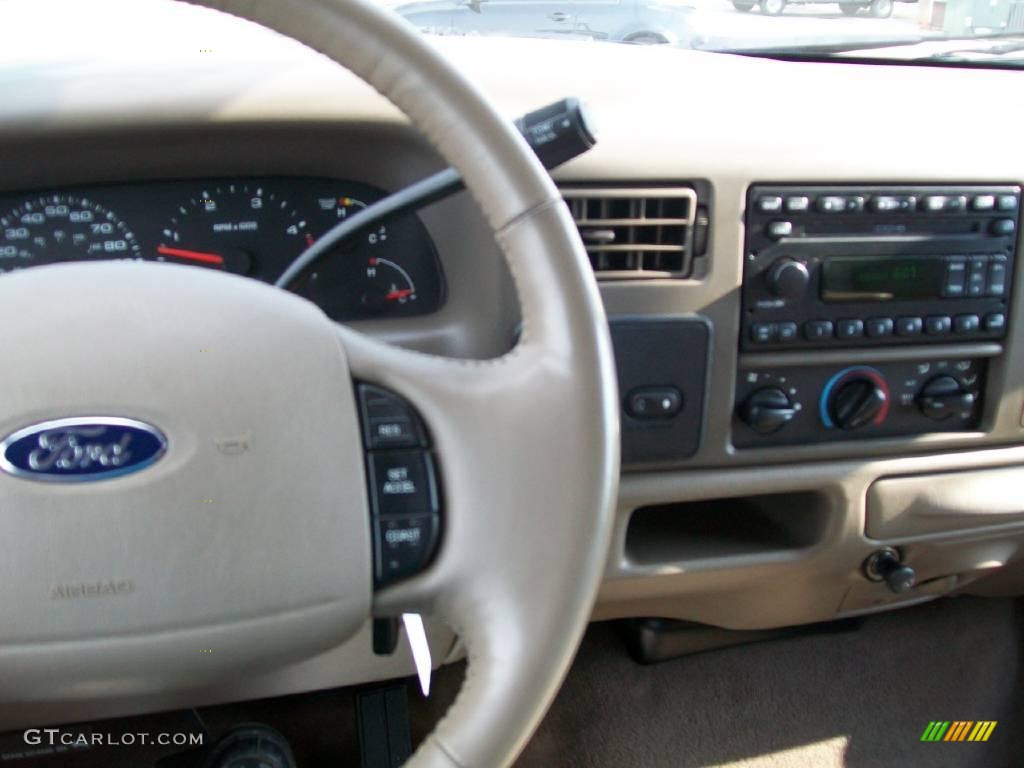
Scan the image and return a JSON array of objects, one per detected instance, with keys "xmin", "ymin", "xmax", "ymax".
[
  {"xmin": 733, "ymin": 183, "xmax": 1020, "ymax": 450},
  {"xmin": 0, "ymin": 177, "xmax": 445, "ymax": 322}
]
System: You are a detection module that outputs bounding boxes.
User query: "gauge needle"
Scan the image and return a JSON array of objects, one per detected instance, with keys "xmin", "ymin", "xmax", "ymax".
[
  {"xmin": 156, "ymin": 245, "xmax": 225, "ymax": 266},
  {"xmin": 384, "ymin": 288, "xmax": 414, "ymax": 301}
]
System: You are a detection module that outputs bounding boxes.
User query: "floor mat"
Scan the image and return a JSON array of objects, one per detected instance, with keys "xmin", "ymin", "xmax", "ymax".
[{"xmin": 503, "ymin": 596, "xmax": 1023, "ymax": 768}]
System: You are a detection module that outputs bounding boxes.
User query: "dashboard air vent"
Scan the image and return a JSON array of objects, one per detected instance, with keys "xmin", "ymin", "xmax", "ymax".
[{"xmin": 562, "ymin": 187, "xmax": 698, "ymax": 278}]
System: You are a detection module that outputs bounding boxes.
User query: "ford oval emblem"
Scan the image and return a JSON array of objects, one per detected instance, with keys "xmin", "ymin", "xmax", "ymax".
[{"xmin": 0, "ymin": 417, "xmax": 167, "ymax": 483}]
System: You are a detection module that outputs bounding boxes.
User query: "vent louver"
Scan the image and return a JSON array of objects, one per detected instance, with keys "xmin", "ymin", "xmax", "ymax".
[{"xmin": 562, "ymin": 187, "xmax": 698, "ymax": 278}]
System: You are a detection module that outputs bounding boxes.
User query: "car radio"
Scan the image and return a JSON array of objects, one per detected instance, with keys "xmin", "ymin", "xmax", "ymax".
[{"xmin": 740, "ymin": 184, "xmax": 1020, "ymax": 351}]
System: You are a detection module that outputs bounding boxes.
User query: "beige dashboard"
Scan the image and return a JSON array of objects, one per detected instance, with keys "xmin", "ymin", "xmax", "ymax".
[{"xmin": 2, "ymin": 4, "xmax": 1024, "ymax": 720}]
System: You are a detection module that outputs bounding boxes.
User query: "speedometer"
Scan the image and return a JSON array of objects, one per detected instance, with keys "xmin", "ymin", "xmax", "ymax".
[{"xmin": 0, "ymin": 195, "xmax": 139, "ymax": 272}]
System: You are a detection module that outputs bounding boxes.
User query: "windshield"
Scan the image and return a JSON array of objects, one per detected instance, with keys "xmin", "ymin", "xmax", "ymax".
[
  {"xmin": 4, "ymin": 0, "xmax": 1024, "ymax": 65},
  {"xmin": 387, "ymin": 0, "xmax": 1024, "ymax": 60}
]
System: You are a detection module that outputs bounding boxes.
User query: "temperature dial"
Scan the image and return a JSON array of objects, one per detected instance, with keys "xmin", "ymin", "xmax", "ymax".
[{"xmin": 820, "ymin": 366, "xmax": 890, "ymax": 431}]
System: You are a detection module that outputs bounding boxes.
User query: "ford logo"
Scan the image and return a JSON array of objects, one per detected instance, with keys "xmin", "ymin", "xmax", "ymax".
[{"xmin": 0, "ymin": 417, "xmax": 167, "ymax": 482}]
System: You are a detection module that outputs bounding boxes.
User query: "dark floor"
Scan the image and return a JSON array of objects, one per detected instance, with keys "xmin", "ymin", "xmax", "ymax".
[{"xmin": 7, "ymin": 596, "xmax": 1020, "ymax": 767}]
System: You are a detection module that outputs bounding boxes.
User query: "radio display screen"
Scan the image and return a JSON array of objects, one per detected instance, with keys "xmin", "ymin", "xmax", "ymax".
[{"xmin": 820, "ymin": 257, "xmax": 946, "ymax": 302}]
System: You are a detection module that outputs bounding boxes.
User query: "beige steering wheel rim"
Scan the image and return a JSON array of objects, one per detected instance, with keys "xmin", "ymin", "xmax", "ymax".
[
  {"xmin": 0, "ymin": 0, "xmax": 618, "ymax": 764},
  {"xmin": 183, "ymin": 1, "xmax": 620, "ymax": 766}
]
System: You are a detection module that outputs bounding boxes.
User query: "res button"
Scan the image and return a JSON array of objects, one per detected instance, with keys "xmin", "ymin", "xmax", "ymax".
[{"xmin": 358, "ymin": 384, "xmax": 426, "ymax": 450}]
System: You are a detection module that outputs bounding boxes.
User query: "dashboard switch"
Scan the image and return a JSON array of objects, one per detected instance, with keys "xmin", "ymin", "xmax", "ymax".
[
  {"xmin": 626, "ymin": 387, "xmax": 683, "ymax": 419},
  {"xmin": 766, "ymin": 220, "xmax": 793, "ymax": 239},
  {"xmin": 917, "ymin": 375, "xmax": 975, "ymax": 421},
  {"xmin": 739, "ymin": 387, "xmax": 796, "ymax": 435}
]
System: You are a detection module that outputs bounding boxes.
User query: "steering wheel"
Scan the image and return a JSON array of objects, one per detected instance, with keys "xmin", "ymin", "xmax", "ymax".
[{"xmin": 0, "ymin": 0, "xmax": 619, "ymax": 765}]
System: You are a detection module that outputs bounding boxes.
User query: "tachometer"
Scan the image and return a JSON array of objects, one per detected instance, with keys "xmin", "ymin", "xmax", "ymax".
[
  {"xmin": 158, "ymin": 183, "xmax": 313, "ymax": 276},
  {"xmin": 0, "ymin": 195, "xmax": 139, "ymax": 272}
]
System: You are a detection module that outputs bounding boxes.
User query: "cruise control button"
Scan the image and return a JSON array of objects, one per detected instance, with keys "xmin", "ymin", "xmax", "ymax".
[
  {"xmin": 368, "ymin": 451, "xmax": 439, "ymax": 518},
  {"xmin": 358, "ymin": 384, "xmax": 426, "ymax": 450},
  {"xmin": 804, "ymin": 320, "xmax": 833, "ymax": 341},
  {"xmin": 954, "ymin": 314, "xmax": 980, "ymax": 334},
  {"xmin": 865, "ymin": 317, "xmax": 894, "ymax": 338},
  {"xmin": 374, "ymin": 514, "xmax": 439, "ymax": 585},
  {"xmin": 836, "ymin": 319, "xmax": 863, "ymax": 339},
  {"xmin": 925, "ymin": 315, "xmax": 952, "ymax": 335},
  {"xmin": 896, "ymin": 317, "xmax": 923, "ymax": 336}
]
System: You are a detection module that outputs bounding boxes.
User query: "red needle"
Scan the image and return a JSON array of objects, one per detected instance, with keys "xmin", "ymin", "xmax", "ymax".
[
  {"xmin": 156, "ymin": 245, "xmax": 225, "ymax": 266},
  {"xmin": 384, "ymin": 288, "xmax": 413, "ymax": 301}
]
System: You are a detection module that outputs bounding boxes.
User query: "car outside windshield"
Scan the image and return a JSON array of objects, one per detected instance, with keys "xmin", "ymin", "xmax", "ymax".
[{"xmin": 385, "ymin": 0, "xmax": 1024, "ymax": 62}]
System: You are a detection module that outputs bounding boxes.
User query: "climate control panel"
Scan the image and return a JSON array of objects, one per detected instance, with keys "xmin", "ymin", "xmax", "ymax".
[{"xmin": 733, "ymin": 357, "xmax": 985, "ymax": 448}]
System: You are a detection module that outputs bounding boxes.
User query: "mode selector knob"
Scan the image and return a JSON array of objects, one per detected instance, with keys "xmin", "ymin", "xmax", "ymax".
[
  {"xmin": 766, "ymin": 258, "xmax": 810, "ymax": 300},
  {"xmin": 917, "ymin": 375, "xmax": 975, "ymax": 421},
  {"xmin": 739, "ymin": 387, "xmax": 797, "ymax": 434},
  {"xmin": 831, "ymin": 377, "xmax": 888, "ymax": 431}
]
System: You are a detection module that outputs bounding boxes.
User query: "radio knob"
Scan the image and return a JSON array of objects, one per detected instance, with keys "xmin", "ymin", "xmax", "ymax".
[
  {"xmin": 917, "ymin": 375, "xmax": 975, "ymax": 421},
  {"xmin": 830, "ymin": 377, "xmax": 888, "ymax": 431},
  {"xmin": 739, "ymin": 387, "xmax": 797, "ymax": 434},
  {"xmin": 766, "ymin": 258, "xmax": 810, "ymax": 300}
]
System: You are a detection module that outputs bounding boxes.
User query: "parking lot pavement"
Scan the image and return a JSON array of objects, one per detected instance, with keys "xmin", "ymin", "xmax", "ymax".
[{"xmin": 684, "ymin": 0, "xmax": 923, "ymax": 49}]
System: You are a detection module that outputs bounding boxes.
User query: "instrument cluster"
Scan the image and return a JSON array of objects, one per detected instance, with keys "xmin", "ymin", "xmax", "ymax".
[{"xmin": 0, "ymin": 177, "xmax": 445, "ymax": 321}]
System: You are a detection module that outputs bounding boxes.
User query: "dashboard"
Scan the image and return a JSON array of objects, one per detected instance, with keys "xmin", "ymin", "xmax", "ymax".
[
  {"xmin": 0, "ymin": 178, "xmax": 444, "ymax": 321},
  {"xmin": 3, "ymin": 0, "xmax": 1024, "ymax": 732}
]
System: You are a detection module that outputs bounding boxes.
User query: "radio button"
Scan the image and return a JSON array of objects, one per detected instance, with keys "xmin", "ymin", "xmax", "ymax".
[
  {"xmin": 836, "ymin": 319, "xmax": 864, "ymax": 339},
  {"xmin": 988, "ymin": 257, "xmax": 1007, "ymax": 296},
  {"xmin": 972, "ymin": 195, "xmax": 996, "ymax": 211},
  {"xmin": 896, "ymin": 317, "xmax": 923, "ymax": 336},
  {"xmin": 984, "ymin": 312, "xmax": 1006, "ymax": 332},
  {"xmin": 766, "ymin": 220, "xmax": 793, "ymax": 239},
  {"xmin": 923, "ymin": 195, "xmax": 948, "ymax": 212},
  {"xmin": 866, "ymin": 317, "xmax": 894, "ymax": 338},
  {"xmin": 946, "ymin": 195, "xmax": 969, "ymax": 212},
  {"xmin": 751, "ymin": 323, "xmax": 777, "ymax": 344},
  {"xmin": 785, "ymin": 196, "xmax": 810, "ymax": 212},
  {"xmin": 871, "ymin": 196, "xmax": 900, "ymax": 212},
  {"xmin": 804, "ymin": 320, "xmax": 834, "ymax": 341},
  {"xmin": 954, "ymin": 314, "xmax": 981, "ymax": 334},
  {"xmin": 991, "ymin": 218, "xmax": 1016, "ymax": 236},
  {"xmin": 818, "ymin": 196, "xmax": 847, "ymax": 213},
  {"xmin": 757, "ymin": 195, "xmax": 783, "ymax": 213},
  {"xmin": 925, "ymin": 315, "xmax": 952, "ymax": 335},
  {"xmin": 944, "ymin": 258, "xmax": 967, "ymax": 297},
  {"xmin": 997, "ymin": 194, "xmax": 1019, "ymax": 212},
  {"xmin": 777, "ymin": 322, "xmax": 798, "ymax": 341},
  {"xmin": 967, "ymin": 256, "xmax": 989, "ymax": 296}
]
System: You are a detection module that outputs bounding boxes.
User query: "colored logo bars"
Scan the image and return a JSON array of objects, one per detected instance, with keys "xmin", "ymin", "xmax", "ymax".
[{"xmin": 921, "ymin": 721, "xmax": 997, "ymax": 742}]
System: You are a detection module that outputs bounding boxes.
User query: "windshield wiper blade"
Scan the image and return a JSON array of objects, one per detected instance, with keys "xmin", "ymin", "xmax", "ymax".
[
  {"xmin": 922, "ymin": 40, "xmax": 1024, "ymax": 60},
  {"xmin": 708, "ymin": 35, "xmax": 932, "ymax": 56}
]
